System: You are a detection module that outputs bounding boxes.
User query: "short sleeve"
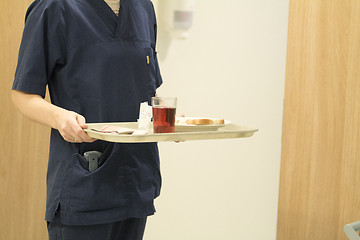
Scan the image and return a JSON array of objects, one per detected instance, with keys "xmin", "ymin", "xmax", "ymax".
[
  {"xmin": 12, "ymin": 0, "xmax": 66, "ymax": 98},
  {"xmin": 149, "ymin": 1, "xmax": 163, "ymax": 89},
  {"xmin": 153, "ymin": 51, "xmax": 162, "ymax": 88}
]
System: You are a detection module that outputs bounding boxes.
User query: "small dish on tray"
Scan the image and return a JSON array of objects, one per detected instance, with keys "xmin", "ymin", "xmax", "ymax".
[{"xmin": 175, "ymin": 117, "xmax": 231, "ymax": 132}]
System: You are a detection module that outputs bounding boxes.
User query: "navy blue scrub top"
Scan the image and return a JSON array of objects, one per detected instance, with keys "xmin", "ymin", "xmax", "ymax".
[{"xmin": 12, "ymin": 0, "xmax": 163, "ymax": 225}]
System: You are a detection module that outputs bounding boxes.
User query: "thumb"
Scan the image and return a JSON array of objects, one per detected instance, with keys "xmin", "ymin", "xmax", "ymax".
[{"xmin": 76, "ymin": 114, "xmax": 88, "ymax": 129}]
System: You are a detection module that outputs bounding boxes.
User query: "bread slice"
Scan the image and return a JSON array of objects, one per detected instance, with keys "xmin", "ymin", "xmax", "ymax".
[
  {"xmin": 176, "ymin": 117, "xmax": 225, "ymax": 125},
  {"xmin": 212, "ymin": 118, "xmax": 225, "ymax": 125}
]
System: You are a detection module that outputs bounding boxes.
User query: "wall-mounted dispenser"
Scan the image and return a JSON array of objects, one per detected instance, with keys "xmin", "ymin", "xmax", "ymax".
[
  {"xmin": 160, "ymin": 0, "xmax": 195, "ymax": 39},
  {"xmin": 156, "ymin": 0, "xmax": 195, "ymax": 59}
]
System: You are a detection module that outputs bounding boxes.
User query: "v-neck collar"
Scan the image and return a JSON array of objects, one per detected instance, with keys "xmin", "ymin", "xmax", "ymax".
[{"xmin": 87, "ymin": 0, "xmax": 123, "ymax": 38}]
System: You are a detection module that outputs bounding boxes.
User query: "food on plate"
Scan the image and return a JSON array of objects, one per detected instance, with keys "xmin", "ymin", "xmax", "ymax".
[{"xmin": 175, "ymin": 117, "xmax": 225, "ymax": 125}]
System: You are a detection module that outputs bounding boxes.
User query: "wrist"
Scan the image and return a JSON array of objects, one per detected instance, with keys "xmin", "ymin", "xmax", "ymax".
[{"xmin": 52, "ymin": 106, "xmax": 67, "ymax": 130}]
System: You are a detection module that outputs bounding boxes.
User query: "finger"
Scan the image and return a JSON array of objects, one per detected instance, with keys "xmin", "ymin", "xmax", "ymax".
[
  {"xmin": 63, "ymin": 134, "xmax": 78, "ymax": 143},
  {"xmin": 60, "ymin": 124, "xmax": 80, "ymax": 143},
  {"xmin": 65, "ymin": 114, "xmax": 87, "ymax": 142},
  {"xmin": 77, "ymin": 114, "xmax": 97, "ymax": 142},
  {"xmin": 69, "ymin": 137, "xmax": 79, "ymax": 142},
  {"xmin": 76, "ymin": 114, "xmax": 88, "ymax": 129},
  {"xmin": 81, "ymin": 133, "xmax": 97, "ymax": 143},
  {"xmin": 72, "ymin": 125, "xmax": 92, "ymax": 142},
  {"xmin": 57, "ymin": 112, "xmax": 89, "ymax": 143},
  {"xmin": 64, "ymin": 130, "xmax": 95, "ymax": 143},
  {"xmin": 75, "ymin": 114, "xmax": 96, "ymax": 142},
  {"xmin": 65, "ymin": 128, "xmax": 81, "ymax": 143}
]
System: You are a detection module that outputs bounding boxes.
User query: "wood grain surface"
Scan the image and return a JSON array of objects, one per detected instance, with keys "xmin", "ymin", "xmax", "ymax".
[
  {"xmin": 0, "ymin": 0, "xmax": 50, "ymax": 239},
  {"xmin": 277, "ymin": 0, "xmax": 360, "ymax": 239}
]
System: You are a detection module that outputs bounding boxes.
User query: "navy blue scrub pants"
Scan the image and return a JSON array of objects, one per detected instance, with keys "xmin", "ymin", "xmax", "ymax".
[{"xmin": 47, "ymin": 215, "xmax": 147, "ymax": 240}]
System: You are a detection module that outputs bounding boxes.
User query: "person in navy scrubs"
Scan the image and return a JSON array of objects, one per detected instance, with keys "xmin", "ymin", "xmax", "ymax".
[{"xmin": 11, "ymin": 0, "xmax": 162, "ymax": 239}]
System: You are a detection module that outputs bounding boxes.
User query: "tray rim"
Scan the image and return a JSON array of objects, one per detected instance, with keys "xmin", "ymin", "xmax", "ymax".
[{"xmin": 84, "ymin": 122, "xmax": 258, "ymax": 143}]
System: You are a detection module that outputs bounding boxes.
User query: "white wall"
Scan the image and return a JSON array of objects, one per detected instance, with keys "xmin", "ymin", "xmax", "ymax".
[{"xmin": 146, "ymin": 1, "xmax": 289, "ymax": 239}]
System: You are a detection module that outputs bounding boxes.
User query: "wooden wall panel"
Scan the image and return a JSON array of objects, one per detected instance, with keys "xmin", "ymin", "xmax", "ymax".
[
  {"xmin": 0, "ymin": 0, "xmax": 50, "ymax": 239},
  {"xmin": 277, "ymin": 0, "xmax": 360, "ymax": 239}
]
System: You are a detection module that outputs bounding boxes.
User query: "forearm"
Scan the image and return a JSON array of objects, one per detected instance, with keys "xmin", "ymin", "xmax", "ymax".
[
  {"xmin": 11, "ymin": 90, "xmax": 94, "ymax": 143},
  {"xmin": 11, "ymin": 90, "xmax": 63, "ymax": 129}
]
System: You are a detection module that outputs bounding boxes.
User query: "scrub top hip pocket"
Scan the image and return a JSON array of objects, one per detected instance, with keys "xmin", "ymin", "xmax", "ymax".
[{"xmin": 64, "ymin": 144, "xmax": 128, "ymax": 213}]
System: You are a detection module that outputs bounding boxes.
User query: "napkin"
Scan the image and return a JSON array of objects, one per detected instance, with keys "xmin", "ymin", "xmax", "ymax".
[
  {"xmin": 91, "ymin": 125, "xmax": 135, "ymax": 134},
  {"xmin": 133, "ymin": 102, "xmax": 153, "ymax": 135}
]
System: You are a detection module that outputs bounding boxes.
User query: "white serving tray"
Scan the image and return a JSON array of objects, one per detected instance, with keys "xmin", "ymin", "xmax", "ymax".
[{"xmin": 84, "ymin": 122, "xmax": 258, "ymax": 143}]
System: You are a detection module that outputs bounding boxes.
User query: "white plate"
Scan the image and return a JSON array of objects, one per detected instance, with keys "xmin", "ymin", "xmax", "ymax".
[{"xmin": 175, "ymin": 117, "xmax": 231, "ymax": 132}]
